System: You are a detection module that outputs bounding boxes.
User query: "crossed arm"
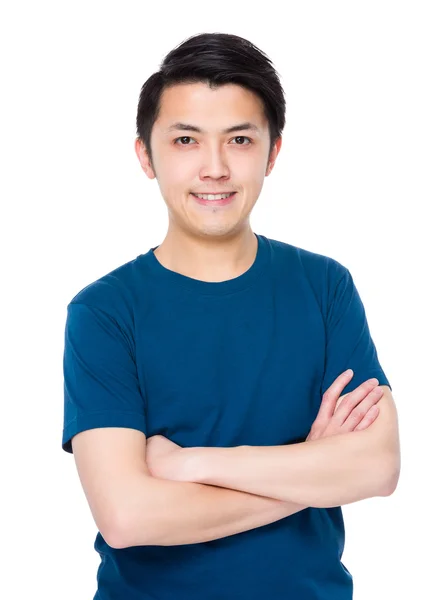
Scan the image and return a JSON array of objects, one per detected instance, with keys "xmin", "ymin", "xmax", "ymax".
[
  {"xmin": 117, "ymin": 386, "xmax": 400, "ymax": 547},
  {"xmin": 179, "ymin": 386, "xmax": 400, "ymax": 508}
]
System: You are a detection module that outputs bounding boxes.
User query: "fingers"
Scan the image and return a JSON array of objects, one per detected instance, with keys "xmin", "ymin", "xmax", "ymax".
[
  {"xmin": 340, "ymin": 385, "xmax": 384, "ymax": 431},
  {"xmin": 354, "ymin": 405, "xmax": 380, "ymax": 431},
  {"xmin": 333, "ymin": 378, "xmax": 381, "ymax": 425},
  {"xmin": 318, "ymin": 369, "xmax": 354, "ymax": 420}
]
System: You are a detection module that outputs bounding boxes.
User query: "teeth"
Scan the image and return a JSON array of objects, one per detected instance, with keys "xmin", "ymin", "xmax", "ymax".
[{"xmin": 193, "ymin": 193, "xmax": 233, "ymax": 200}]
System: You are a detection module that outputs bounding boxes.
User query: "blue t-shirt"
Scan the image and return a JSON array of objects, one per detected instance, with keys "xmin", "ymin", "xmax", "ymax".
[{"xmin": 62, "ymin": 232, "xmax": 391, "ymax": 600}]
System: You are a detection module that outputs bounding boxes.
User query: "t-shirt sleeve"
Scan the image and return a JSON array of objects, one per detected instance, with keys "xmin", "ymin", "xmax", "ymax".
[
  {"xmin": 62, "ymin": 302, "xmax": 147, "ymax": 454},
  {"xmin": 320, "ymin": 264, "xmax": 392, "ymax": 397}
]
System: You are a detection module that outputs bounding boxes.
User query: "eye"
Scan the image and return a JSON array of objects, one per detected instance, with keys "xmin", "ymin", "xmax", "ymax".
[
  {"xmin": 174, "ymin": 136, "xmax": 196, "ymax": 145},
  {"xmin": 230, "ymin": 136, "xmax": 252, "ymax": 145},
  {"xmin": 173, "ymin": 136, "xmax": 253, "ymax": 146}
]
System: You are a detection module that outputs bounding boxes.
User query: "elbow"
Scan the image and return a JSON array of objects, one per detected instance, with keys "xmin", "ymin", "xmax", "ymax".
[
  {"xmin": 102, "ymin": 513, "xmax": 131, "ymax": 549},
  {"xmin": 104, "ymin": 511, "xmax": 152, "ymax": 550},
  {"xmin": 106, "ymin": 525, "xmax": 151, "ymax": 550},
  {"xmin": 104, "ymin": 474, "xmax": 160, "ymax": 549},
  {"xmin": 381, "ymin": 467, "xmax": 400, "ymax": 497},
  {"xmin": 105, "ymin": 525, "xmax": 129, "ymax": 550},
  {"xmin": 378, "ymin": 452, "xmax": 401, "ymax": 497},
  {"xmin": 90, "ymin": 510, "xmax": 130, "ymax": 550}
]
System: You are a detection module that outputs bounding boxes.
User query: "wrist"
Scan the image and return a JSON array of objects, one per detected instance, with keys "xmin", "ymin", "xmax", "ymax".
[
  {"xmin": 179, "ymin": 446, "xmax": 209, "ymax": 483},
  {"xmin": 188, "ymin": 445, "xmax": 248, "ymax": 485}
]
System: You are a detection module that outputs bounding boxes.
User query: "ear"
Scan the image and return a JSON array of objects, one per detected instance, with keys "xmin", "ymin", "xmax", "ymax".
[
  {"xmin": 266, "ymin": 136, "xmax": 282, "ymax": 176},
  {"xmin": 134, "ymin": 137, "xmax": 156, "ymax": 180}
]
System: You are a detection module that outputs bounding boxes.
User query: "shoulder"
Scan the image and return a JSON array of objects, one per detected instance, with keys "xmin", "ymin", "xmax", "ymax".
[
  {"xmin": 266, "ymin": 236, "xmax": 348, "ymax": 287},
  {"xmin": 66, "ymin": 254, "xmax": 145, "ymax": 333}
]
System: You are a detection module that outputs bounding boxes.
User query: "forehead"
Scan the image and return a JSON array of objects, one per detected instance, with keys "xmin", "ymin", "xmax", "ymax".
[{"xmin": 155, "ymin": 82, "xmax": 268, "ymax": 133}]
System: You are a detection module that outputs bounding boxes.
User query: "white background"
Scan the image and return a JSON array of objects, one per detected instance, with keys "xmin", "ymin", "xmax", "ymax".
[{"xmin": 1, "ymin": 1, "xmax": 424, "ymax": 598}]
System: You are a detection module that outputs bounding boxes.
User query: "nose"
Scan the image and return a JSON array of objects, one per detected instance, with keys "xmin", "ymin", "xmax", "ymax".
[{"xmin": 199, "ymin": 144, "xmax": 231, "ymax": 180}]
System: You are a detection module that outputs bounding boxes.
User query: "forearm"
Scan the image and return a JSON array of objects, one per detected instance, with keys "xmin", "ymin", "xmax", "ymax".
[
  {"xmin": 116, "ymin": 475, "xmax": 308, "ymax": 548},
  {"xmin": 190, "ymin": 431, "xmax": 391, "ymax": 509}
]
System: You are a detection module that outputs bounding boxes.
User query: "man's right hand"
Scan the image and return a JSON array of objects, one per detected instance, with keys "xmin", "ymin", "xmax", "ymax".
[{"xmin": 306, "ymin": 370, "xmax": 384, "ymax": 441}]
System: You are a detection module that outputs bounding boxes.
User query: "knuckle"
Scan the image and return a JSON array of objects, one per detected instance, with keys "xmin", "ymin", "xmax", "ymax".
[
  {"xmin": 350, "ymin": 408, "xmax": 364, "ymax": 420},
  {"xmin": 322, "ymin": 390, "xmax": 333, "ymax": 402},
  {"xmin": 364, "ymin": 378, "xmax": 378, "ymax": 389},
  {"xmin": 338, "ymin": 396, "xmax": 349, "ymax": 407}
]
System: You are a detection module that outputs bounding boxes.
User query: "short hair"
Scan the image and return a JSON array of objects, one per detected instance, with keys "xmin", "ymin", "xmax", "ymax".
[{"xmin": 136, "ymin": 32, "xmax": 286, "ymax": 166}]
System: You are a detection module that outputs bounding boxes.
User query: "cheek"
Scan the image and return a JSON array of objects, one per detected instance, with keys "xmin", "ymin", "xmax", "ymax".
[
  {"xmin": 163, "ymin": 159, "xmax": 197, "ymax": 187},
  {"xmin": 240, "ymin": 163, "xmax": 267, "ymax": 192},
  {"xmin": 157, "ymin": 168, "xmax": 194, "ymax": 198},
  {"xmin": 235, "ymin": 153, "xmax": 266, "ymax": 178}
]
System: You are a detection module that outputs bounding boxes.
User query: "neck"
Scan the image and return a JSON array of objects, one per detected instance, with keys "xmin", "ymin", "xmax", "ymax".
[{"xmin": 153, "ymin": 228, "xmax": 258, "ymax": 282}]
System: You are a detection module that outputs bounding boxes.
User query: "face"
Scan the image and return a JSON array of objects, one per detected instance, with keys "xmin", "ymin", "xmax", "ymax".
[{"xmin": 135, "ymin": 82, "xmax": 281, "ymax": 241}]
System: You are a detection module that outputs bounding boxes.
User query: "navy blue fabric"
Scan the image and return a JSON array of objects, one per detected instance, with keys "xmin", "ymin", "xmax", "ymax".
[{"xmin": 62, "ymin": 233, "xmax": 391, "ymax": 599}]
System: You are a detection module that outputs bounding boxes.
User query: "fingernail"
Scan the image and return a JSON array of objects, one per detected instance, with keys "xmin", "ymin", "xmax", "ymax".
[
  {"xmin": 344, "ymin": 369, "xmax": 353, "ymax": 376},
  {"xmin": 368, "ymin": 378, "xmax": 378, "ymax": 385}
]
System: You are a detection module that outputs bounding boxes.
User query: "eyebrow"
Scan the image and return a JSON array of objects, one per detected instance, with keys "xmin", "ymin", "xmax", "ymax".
[{"xmin": 165, "ymin": 121, "xmax": 260, "ymax": 135}]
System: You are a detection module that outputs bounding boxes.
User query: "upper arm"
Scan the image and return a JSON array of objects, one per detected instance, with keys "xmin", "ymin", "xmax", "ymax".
[
  {"xmin": 319, "ymin": 262, "xmax": 398, "ymax": 491},
  {"xmin": 335, "ymin": 385, "xmax": 400, "ymax": 494},
  {"xmin": 321, "ymin": 262, "xmax": 392, "ymax": 401},
  {"xmin": 359, "ymin": 385, "xmax": 401, "ymax": 492},
  {"xmin": 336, "ymin": 386, "xmax": 399, "ymax": 454},
  {"xmin": 61, "ymin": 300, "xmax": 151, "ymax": 547},
  {"xmin": 72, "ymin": 427, "xmax": 151, "ymax": 548}
]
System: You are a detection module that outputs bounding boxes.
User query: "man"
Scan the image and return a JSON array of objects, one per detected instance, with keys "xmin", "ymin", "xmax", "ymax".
[{"xmin": 62, "ymin": 32, "xmax": 400, "ymax": 599}]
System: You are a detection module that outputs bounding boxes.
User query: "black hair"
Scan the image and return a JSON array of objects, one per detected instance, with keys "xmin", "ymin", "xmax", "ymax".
[{"xmin": 135, "ymin": 32, "xmax": 286, "ymax": 167}]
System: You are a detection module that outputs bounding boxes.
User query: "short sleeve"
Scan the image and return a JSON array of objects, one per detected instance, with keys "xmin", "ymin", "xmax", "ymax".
[
  {"xmin": 62, "ymin": 302, "xmax": 147, "ymax": 454},
  {"xmin": 320, "ymin": 265, "xmax": 392, "ymax": 397}
]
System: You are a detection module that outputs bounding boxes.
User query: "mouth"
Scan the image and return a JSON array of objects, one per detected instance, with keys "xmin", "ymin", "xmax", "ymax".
[{"xmin": 190, "ymin": 192, "xmax": 237, "ymax": 207}]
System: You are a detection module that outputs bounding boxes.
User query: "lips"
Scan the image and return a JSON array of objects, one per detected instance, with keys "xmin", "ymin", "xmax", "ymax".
[
  {"xmin": 191, "ymin": 192, "xmax": 236, "ymax": 197},
  {"xmin": 191, "ymin": 192, "xmax": 237, "ymax": 206}
]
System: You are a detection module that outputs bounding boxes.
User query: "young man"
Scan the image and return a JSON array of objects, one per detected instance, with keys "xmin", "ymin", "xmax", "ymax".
[{"xmin": 62, "ymin": 32, "xmax": 400, "ymax": 600}]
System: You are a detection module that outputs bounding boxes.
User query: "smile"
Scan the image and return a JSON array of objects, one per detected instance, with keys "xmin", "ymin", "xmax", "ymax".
[{"xmin": 191, "ymin": 192, "xmax": 237, "ymax": 206}]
